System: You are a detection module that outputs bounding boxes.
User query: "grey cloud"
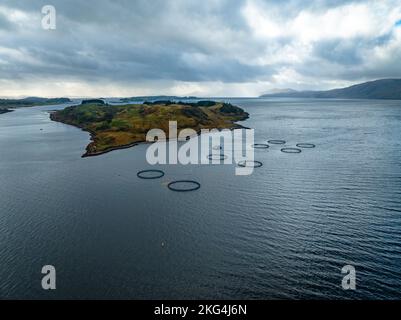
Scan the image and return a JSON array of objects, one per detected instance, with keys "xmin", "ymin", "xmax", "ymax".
[
  {"xmin": 0, "ymin": 0, "xmax": 400, "ymax": 95},
  {"xmin": 0, "ymin": 0, "xmax": 268, "ymax": 84},
  {"xmin": 312, "ymin": 39, "xmax": 366, "ymax": 66},
  {"xmin": 0, "ymin": 12, "xmax": 13, "ymax": 30}
]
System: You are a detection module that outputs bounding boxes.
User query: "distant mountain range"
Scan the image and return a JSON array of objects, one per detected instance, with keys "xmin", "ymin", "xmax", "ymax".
[{"xmin": 260, "ymin": 79, "xmax": 401, "ymax": 100}]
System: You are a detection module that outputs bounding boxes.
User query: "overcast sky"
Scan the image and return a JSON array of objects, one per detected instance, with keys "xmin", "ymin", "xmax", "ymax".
[{"xmin": 1, "ymin": 0, "xmax": 401, "ymax": 97}]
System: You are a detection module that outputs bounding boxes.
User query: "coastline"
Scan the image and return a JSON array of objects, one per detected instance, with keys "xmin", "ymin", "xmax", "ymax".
[
  {"xmin": 50, "ymin": 111, "xmax": 248, "ymax": 158},
  {"xmin": 0, "ymin": 108, "xmax": 14, "ymax": 114}
]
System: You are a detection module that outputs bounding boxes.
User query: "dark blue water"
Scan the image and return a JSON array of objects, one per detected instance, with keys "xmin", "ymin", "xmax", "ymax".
[{"xmin": 1, "ymin": 98, "xmax": 401, "ymax": 299}]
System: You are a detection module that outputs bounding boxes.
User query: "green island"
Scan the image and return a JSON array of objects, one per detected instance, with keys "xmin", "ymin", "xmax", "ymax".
[{"xmin": 50, "ymin": 100, "xmax": 249, "ymax": 157}]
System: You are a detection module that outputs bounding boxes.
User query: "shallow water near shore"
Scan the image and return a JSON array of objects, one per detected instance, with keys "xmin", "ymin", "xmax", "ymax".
[{"xmin": 1, "ymin": 98, "xmax": 401, "ymax": 299}]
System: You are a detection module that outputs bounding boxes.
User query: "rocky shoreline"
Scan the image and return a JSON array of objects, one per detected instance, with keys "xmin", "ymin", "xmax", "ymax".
[
  {"xmin": 51, "ymin": 111, "xmax": 248, "ymax": 158},
  {"xmin": 80, "ymin": 124, "xmax": 249, "ymax": 158},
  {"xmin": 0, "ymin": 108, "xmax": 13, "ymax": 114},
  {"xmin": 49, "ymin": 100, "xmax": 249, "ymax": 158}
]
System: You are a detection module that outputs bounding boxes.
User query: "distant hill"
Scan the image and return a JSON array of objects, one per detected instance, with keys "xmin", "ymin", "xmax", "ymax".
[
  {"xmin": 260, "ymin": 79, "xmax": 401, "ymax": 100},
  {"xmin": 267, "ymin": 88, "xmax": 297, "ymax": 95},
  {"xmin": 81, "ymin": 99, "xmax": 105, "ymax": 105},
  {"xmin": 0, "ymin": 97, "xmax": 71, "ymax": 109},
  {"xmin": 119, "ymin": 95, "xmax": 199, "ymax": 103}
]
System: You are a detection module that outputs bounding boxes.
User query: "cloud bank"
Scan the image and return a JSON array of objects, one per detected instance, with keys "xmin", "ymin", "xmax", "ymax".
[{"xmin": 0, "ymin": 0, "xmax": 401, "ymax": 97}]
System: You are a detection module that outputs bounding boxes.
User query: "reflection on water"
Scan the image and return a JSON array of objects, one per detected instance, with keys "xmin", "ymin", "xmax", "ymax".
[{"xmin": 0, "ymin": 98, "xmax": 401, "ymax": 299}]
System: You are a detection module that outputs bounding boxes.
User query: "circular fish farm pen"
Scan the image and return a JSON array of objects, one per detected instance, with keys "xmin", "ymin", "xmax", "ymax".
[
  {"xmin": 137, "ymin": 169, "xmax": 165, "ymax": 179},
  {"xmin": 207, "ymin": 154, "xmax": 228, "ymax": 160},
  {"xmin": 251, "ymin": 143, "xmax": 269, "ymax": 149},
  {"xmin": 237, "ymin": 160, "xmax": 263, "ymax": 168},
  {"xmin": 167, "ymin": 180, "xmax": 201, "ymax": 192},
  {"xmin": 296, "ymin": 143, "xmax": 316, "ymax": 148},
  {"xmin": 280, "ymin": 147, "xmax": 302, "ymax": 154},
  {"xmin": 268, "ymin": 139, "xmax": 286, "ymax": 145}
]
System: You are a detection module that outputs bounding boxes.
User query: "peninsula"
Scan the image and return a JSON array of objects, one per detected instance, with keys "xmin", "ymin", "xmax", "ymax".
[
  {"xmin": 0, "ymin": 97, "xmax": 71, "ymax": 110},
  {"xmin": 0, "ymin": 108, "xmax": 13, "ymax": 114},
  {"xmin": 50, "ymin": 100, "xmax": 249, "ymax": 157}
]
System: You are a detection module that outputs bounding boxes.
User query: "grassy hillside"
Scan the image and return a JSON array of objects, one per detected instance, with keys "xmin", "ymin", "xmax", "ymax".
[{"xmin": 50, "ymin": 100, "xmax": 249, "ymax": 157}]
